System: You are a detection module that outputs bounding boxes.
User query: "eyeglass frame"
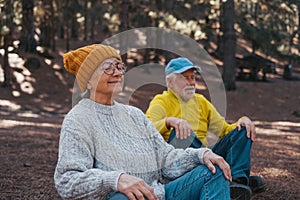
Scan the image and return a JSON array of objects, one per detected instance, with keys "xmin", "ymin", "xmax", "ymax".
[{"xmin": 100, "ymin": 58, "xmax": 127, "ymax": 75}]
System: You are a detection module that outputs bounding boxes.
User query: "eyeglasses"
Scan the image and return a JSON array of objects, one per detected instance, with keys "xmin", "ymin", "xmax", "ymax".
[{"xmin": 101, "ymin": 60, "xmax": 127, "ymax": 75}]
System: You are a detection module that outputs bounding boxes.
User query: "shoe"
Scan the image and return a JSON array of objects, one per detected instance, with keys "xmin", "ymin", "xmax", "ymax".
[
  {"xmin": 230, "ymin": 182, "xmax": 252, "ymax": 200},
  {"xmin": 249, "ymin": 176, "xmax": 265, "ymax": 193}
]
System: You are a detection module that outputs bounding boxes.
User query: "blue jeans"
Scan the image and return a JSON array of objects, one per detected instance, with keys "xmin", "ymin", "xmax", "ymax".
[
  {"xmin": 168, "ymin": 127, "xmax": 252, "ymax": 183},
  {"xmin": 165, "ymin": 165, "xmax": 230, "ymax": 199},
  {"xmin": 107, "ymin": 166, "xmax": 230, "ymax": 200}
]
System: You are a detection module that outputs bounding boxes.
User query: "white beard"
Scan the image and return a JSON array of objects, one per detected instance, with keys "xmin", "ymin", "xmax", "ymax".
[{"xmin": 173, "ymin": 85, "xmax": 195, "ymax": 102}]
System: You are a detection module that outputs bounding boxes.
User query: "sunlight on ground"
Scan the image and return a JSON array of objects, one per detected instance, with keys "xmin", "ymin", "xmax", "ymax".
[
  {"xmin": 260, "ymin": 167, "xmax": 293, "ymax": 178},
  {"xmin": 0, "ymin": 100, "xmax": 21, "ymax": 111},
  {"xmin": 0, "ymin": 119, "xmax": 60, "ymax": 129},
  {"xmin": 255, "ymin": 120, "xmax": 300, "ymax": 134},
  {"xmin": 252, "ymin": 120, "xmax": 300, "ymax": 183}
]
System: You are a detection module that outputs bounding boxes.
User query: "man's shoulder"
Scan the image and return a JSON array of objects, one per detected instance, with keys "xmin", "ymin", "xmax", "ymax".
[
  {"xmin": 152, "ymin": 90, "xmax": 172, "ymax": 100},
  {"xmin": 194, "ymin": 93, "xmax": 207, "ymax": 100}
]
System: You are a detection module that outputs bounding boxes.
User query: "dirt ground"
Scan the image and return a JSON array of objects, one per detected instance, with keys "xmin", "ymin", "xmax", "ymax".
[{"xmin": 0, "ymin": 47, "xmax": 300, "ymax": 200}]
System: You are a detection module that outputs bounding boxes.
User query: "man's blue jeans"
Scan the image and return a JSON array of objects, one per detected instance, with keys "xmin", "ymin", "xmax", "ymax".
[
  {"xmin": 168, "ymin": 127, "xmax": 252, "ymax": 184},
  {"xmin": 107, "ymin": 165, "xmax": 230, "ymax": 200}
]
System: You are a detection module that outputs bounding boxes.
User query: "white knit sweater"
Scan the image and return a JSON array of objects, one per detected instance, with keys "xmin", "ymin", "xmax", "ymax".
[{"xmin": 54, "ymin": 98, "xmax": 210, "ymax": 200}]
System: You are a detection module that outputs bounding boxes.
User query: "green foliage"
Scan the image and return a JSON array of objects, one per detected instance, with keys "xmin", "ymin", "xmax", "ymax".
[
  {"xmin": 236, "ymin": 0, "xmax": 299, "ymax": 56},
  {"xmin": 0, "ymin": 0, "xmax": 299, "ymax": 56}
]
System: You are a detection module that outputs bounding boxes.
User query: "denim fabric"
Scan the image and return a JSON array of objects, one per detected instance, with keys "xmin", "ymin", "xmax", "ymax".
[
  {"xmin": 107, "ymin": 192, "xmax": 128, "ymax": 200},
  {"xmin": 165, "ymin": 165, "xmax": 230, "ymax": 200},
  {"xmin": 107, "ymin": 165, "xmax": 230, "ymax": 200},
  {"xmin": 168, "ymin": 127, "xmax": 252, "ymax": 184},
  {"xmin": 212, "ymin": 127, "xmax": 252, "ymax": 183},
  {"xmin": 167, "ymin": 130, "xmax": 202, "ymax": 149}
]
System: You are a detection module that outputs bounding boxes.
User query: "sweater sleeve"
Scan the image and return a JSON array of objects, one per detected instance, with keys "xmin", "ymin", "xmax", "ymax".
[{"xmin": 54, "ymin": 115, "xmax": 123, "ymax": 199}]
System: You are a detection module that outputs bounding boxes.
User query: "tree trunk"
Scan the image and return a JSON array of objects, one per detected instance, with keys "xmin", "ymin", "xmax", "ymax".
[
  {"xmin": 222, "ymin": 0, "xmax": 236, "ymax": 91},
  {"xmin": 20, "ymin": 0, "xmax": 36, "ymax": 53},
  {"xmin": 3, "ymin": 34, "xmax": 11, "ymax": 87},
  {"xmin": 216, "ymin": 0, "xmax": 223, "ymax": 54},
  {"xmin": 84, "ymin": 0, "xmax": 88, "ymax": 41},
  {"xmin": 40, "ymin": 0, "xmax": 53, "ymax": 48},
  {"xmin": 120, "ymin": 0, "xmax": 129, "ymax": 64},
  {"xmin": 297, "ymin": 2, "xmax": 300, "ymax": 55},
  {"xmin": 2, "ymin": 0, "xmax": 13, "ymax": 87},
  {"xmin": 50, "ymin": 0, "xmax": 56, "ymax": 51}
]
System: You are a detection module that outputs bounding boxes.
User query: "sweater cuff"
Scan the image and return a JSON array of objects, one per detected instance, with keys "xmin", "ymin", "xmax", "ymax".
[
  {"xmin": 197, "ymin": 148, "xmax": 212, "ymax": 164},
  {"xmin": 102, "ymin": 171, "xmax": 125, "ymax": 191},
  {"xmin": 115, "ymin": 172, "xmax": 125, "ymax": 191}
]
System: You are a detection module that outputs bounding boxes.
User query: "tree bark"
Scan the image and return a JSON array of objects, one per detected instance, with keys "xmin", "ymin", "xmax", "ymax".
[
  {"xmin": 20, "ymin": 0, "xmax": 36, "ymax": 53},
  {"xmin": 3, "ymin": 34, "xmax": 11, "ymax": 87},
  {"xmin": 222, "ymin": 0, "xmax": 236, "ymax": 90}
]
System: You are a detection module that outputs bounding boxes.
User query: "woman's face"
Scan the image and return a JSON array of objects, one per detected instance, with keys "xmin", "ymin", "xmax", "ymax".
[{"xmin": 87, "ymin": 58, "xmax": 126, "ymax": 97}]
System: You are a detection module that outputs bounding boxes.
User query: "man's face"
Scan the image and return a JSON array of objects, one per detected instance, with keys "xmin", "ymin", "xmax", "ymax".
[{"xmin": 169, "ymin": 69, "xmax": 196, "ymax": 102}]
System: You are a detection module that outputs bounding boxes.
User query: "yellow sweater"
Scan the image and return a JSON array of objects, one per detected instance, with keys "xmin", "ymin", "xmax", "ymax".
[{"xmin": 146, "ymin": 90, "xmax": 239, "ymax": 146}]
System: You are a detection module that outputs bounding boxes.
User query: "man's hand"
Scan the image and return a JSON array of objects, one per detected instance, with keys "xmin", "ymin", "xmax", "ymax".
[
  {"xmin": 237, "ymin": 117, "xmax": 256, "ymax": 141},
  {"xmin": 166, "ymin": 117, "xmax": 191, "ymax": 139},
  {"xmin": 203, "ymin": 150, "xmax": 232, "ymax": 182},
  {"xmin": 117, "ymin": 173, "xmax": 158, "ymax": 200}
]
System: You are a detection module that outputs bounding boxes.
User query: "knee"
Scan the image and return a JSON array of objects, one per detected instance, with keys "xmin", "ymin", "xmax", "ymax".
[
  {"xmin": 204, "ymin": 166, "xmax": 229, "ymax": 188},
  {"xmin": 214, "ymin": 166, "xmax": 226, "ymax": 178},
  {"xmin": 231, "ymin": 127, "xmax": 249, "ymax": 140},
  {"xmin": 202, "ymin": 165, "xmax": 227, "ymax": 181}
]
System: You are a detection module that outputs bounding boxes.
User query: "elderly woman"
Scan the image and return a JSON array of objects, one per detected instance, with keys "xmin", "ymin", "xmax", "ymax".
[{"xmin": 54, "ymin": 44, "xmax": 232, "ymax": 200}]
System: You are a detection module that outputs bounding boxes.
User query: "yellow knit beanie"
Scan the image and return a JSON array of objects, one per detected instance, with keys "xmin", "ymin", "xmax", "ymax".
[{"xmin": 63, "ymin": 44, "xmax": 122, "ymax": 92}]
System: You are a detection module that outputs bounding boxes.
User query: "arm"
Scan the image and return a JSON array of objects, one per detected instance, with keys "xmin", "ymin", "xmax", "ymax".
[
  {"xmin": 146, "ymin": 95, "xmax": 192, "ymax": 140},
  {"xmin": 54, "ymin": 117, "xmax": 123, "ymax": 199},
  {"xmin": 205, "ymin": 100, "xmax": 236, "ymax": 138},
  {"xmin": 143, "ymin": 113, "xmax": 231, "ymax": 181},
  {"xmin": 207, "ymin": 101, "xmax": 255, "ymax": 140},
  {"xmin": 146, "ymin": 102, "xmax": 170, "ymax": 134}
]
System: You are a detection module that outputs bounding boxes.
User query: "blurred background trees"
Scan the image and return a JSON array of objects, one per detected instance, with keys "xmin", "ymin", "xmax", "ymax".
[{"xmin": 0, "ymin": 0, "xmax": 299, "ymax": 90}]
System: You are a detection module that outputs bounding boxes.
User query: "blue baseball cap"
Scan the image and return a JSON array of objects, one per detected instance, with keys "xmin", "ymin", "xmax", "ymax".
[{"xmin": 165, "ymin": 57, "xmax": 201, "ymax": 76}]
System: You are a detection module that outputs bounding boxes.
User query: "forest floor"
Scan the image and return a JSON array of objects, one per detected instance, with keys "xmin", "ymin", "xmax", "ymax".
[{"xmin": 0, "ymin": 41, "xmax": 300, "ymax": 200}]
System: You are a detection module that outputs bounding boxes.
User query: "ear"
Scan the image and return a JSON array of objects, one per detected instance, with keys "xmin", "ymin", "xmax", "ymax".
[{"xmin": 166, "ymin": 76, "xmax": 174, "ymax": 88}]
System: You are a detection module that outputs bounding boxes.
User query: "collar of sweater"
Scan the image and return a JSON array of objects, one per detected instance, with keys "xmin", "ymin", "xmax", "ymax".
[{"xmin": 79, "ymin": 98, "xmax": 122, "ymax": 115}]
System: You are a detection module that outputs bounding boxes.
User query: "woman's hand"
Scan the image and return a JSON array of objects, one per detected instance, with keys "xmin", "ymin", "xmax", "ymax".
[
  {"xmin": 166, "ymin": 117, "xmax": 192, "ymax": 139},
  {"xmin": 117, "ymin": 173, "xmax": 158, "ymax": 200},
  {"xmin": 203, "ymin": 150, "xmax": 232, "ymax": 182}
]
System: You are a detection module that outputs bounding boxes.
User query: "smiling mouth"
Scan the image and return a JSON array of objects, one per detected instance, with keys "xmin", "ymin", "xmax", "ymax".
[{"xmin": 108, "ymin": 80, "xmax": 122, "ymax": 84}]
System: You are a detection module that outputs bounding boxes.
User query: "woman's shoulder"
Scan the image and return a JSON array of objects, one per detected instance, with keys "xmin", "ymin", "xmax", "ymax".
[
  {"xmin": 115, "ymin": 101, "xmax": 144, "ymax": 115},
  {"xmin": 64, "ymin": 99, "xmax": 95, "ymax": 120}
]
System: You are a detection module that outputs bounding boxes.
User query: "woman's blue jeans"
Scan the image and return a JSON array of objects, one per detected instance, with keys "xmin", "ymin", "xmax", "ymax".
[
  {"xmin": 164, "ymin": 165, "xmax": 230, "ymax": 199},
  {"xmin": 107, "ymin": 165, "xmax": 230, "ymax": 200},
  {"xmin": 168, "ymin": 127, "xmax": 252, "ymax": 183}
]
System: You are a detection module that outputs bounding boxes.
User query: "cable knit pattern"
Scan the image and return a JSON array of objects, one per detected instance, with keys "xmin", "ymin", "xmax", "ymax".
[{"xmin": 54, "ymin": 98, "xmax": 211, "ymax": 200}]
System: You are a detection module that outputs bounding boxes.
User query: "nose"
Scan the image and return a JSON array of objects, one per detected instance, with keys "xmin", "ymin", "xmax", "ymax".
[{"xmin": 112, "ymin": 67, "xmax": 124, "ymax": 76}]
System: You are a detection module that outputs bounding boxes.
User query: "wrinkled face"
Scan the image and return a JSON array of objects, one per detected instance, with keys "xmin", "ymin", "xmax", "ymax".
[
  {"xmin": 168, "ymin": 69, "xmax": 196, "ymax": 102},
  {"xmin": 87, "ymin": 58, "xmax": 126, "ymax": 96}
]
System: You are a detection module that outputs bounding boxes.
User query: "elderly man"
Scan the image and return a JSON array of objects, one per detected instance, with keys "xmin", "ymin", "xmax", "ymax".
[{"xmin": 146, "ymin": 57, "xmax": 265, "ymax": 199}]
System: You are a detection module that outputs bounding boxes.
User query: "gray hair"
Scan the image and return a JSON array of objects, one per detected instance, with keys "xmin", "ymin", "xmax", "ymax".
[{"xmin": 166, "ymin": 73, "xmax": 177, "ymax": 89}]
